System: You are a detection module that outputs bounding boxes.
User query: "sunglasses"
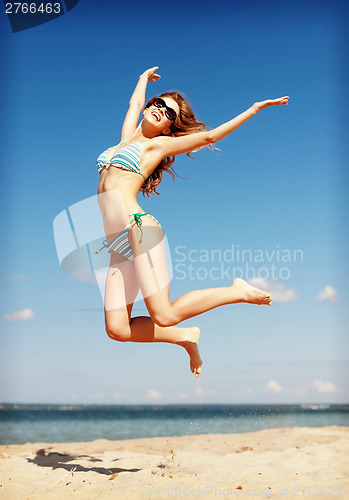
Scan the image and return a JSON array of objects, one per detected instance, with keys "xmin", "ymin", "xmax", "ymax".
[{"xmin": 151, "ymin": 97, "xmax": 177, "ymax": 121}]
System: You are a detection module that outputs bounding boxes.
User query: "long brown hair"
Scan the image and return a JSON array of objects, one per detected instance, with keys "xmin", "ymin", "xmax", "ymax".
[{"xmin": 141, "ymin": 91, "xmax": 211, "ymax": 197}]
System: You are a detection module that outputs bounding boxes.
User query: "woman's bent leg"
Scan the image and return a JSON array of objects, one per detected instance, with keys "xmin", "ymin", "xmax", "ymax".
[
  {"xmin": 106, "ymin": 310, "xmax": 202, "ymax": 377},
  {"xmin": 104, "ymin": 258, "xmax": 202, "ymax": 376},
  {"xmin": 130, "ymin": 219, "xmax": 272, "ymax": 327}
]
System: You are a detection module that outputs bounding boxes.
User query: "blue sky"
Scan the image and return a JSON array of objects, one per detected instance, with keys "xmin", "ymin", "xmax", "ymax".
[{"xmin": 0, "ymin": 0, "xmax": 348, "ymax": 405}]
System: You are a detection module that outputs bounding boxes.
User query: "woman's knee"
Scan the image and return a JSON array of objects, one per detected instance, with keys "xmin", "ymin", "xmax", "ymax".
[
  {"xmin": 150, "ymin": 308, "xmax": 179, "ymax": 328},
  {"xmin": 105, "ymin": 319, "xmax": 130, "ymax": 342}
]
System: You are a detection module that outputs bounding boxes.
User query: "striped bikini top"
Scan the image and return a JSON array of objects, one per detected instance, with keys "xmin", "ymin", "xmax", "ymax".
[{"xmin": 96, "ymin": 141, "xmax": 145, "ymax": 181}]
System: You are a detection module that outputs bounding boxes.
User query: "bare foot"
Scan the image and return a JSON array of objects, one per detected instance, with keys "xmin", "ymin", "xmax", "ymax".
[
  {"xmin": 231, "ymin": 278, "xmax": 272, "ymax": 305},
  {"xmin": 178, "ymin": 327, "xmax": 202, "ymax": 377}
]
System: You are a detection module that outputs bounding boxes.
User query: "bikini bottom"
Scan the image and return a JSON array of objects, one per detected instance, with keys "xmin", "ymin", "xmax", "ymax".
[{"xmin": 99, "ymin": 212, "xmax": 162, "ymax": 262}]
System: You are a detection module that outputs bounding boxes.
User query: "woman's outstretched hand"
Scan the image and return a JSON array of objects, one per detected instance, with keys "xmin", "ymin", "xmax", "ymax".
[
  {"xmin": 141, "ymin": 66, "xmax": 161, "ymax": 82},
  {"xmin": 253, "ymin": 96, "xmax": 289, "ymax": 113}
]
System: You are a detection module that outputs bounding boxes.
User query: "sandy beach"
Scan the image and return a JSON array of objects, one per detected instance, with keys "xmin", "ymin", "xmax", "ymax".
[{"xmin": 0, "ymin": 426, "xmax": 348, "ymax": 499}]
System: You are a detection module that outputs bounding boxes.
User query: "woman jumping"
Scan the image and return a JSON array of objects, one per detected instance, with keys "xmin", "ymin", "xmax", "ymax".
[{"xmin": 96, "ymin": 67, "xmax": 289, "ymax": 377}]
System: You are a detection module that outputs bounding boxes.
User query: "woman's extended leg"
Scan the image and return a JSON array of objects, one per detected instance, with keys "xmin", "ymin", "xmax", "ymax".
[
  {"xmin": 104, "ymin": 257, "xmax": 202, "ymax": 376},
  {"xmin": 130, "ymin": 218, "xmax": 272, "ymax": 328}
]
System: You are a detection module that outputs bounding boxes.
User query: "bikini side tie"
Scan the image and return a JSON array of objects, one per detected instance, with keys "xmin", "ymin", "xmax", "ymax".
[
  {"xmin": 129, "ymin": 212, "xmax": 151, "ymax": 226},
  {"xmin": 129, "ymin": 212, "xmax": 151, "ymax": 243}
]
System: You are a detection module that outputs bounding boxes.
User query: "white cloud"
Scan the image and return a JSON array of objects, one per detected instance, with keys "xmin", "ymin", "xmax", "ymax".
[
  {"xmin": 6, "ymin": 275, "xmax": 28, "ymax": 281},
  {"xmin": 147, "ymin": 389, "xmax": 162, "ymax": 400},
  {"xmin": 266, "ymin": 379, "xmax": 284, "ymax": 393},
  {"xmin": 88, "ymin": 393, "xmax": 103, "ymax": 400},
  {"xmin": 72, "ymin": 273, "xmax": 97, "ymax": 285},
  {"xmin": 113, "ymin": 393, "xmax": 120, "ymax": 400},
  {"xmin": 2, "ymin": 308, "xmax": 34, "ymax": 322},
  {"xmin": 248, "ymin": 278, "xmax": 297, "ymax": 303},
  {"xmin": 233, "ymin": 388, "xmax": 256, "ymax": 398},
  {"xmin": 293, "ymin": 387, "xmax": 308, "ymax": 396},
  {"xmin": 244, "ymin": 388, "xmax": 255, "ymax": 396},
  {"xmin": 196, "ymin": 386, "xmax": 214, "ymax": 397},
  {"xmin": 178, "ymin": 393, "xmax": 188, "ymax": 399},
  {"xmin": 316, "ymin": 285, "xmax": 339, "ymax": 303},
  {"xmin": 312, "ymin": 380, "xmax": 340, "ymax": 393}
]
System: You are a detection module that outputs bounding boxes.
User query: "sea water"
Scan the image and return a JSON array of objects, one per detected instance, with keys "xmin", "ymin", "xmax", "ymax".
[{"xmin": 0, "ymin": 404, "xmax": 348, "ymax": 445}]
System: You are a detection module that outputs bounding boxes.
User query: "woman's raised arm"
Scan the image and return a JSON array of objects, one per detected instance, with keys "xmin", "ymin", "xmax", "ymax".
[
  {"xmin": 153, "ymin": 96, "xmax": 289, "ymax": 158},
  {"xmin": 120, "ymin": 67, "xmax": 160, "ymax": 142}
]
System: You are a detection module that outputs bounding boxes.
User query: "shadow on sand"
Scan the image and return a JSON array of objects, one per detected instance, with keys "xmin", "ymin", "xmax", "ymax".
[{"xmin": 27, "ymin": 448, "xmax": 141, "ymax": 475}]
